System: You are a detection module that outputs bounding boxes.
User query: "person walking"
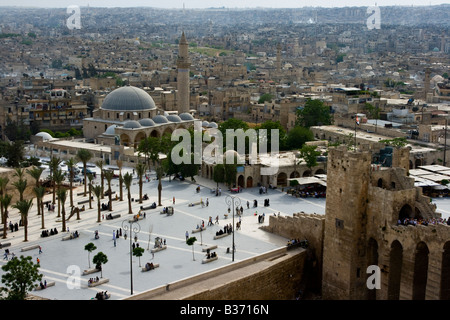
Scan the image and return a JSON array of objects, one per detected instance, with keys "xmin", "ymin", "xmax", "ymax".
[
  {"xmin": 185, "ymin": 231, "xmax": 189, "ymax": 240},
  {"xmin": 39, "ymin": 246, "xmax": 42, "ymax": 254}
]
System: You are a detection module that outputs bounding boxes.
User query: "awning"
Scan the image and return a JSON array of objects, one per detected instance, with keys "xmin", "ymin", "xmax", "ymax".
[{"xmin": 288, "ymin": 177, "xmax": 327, "ymax": 187}]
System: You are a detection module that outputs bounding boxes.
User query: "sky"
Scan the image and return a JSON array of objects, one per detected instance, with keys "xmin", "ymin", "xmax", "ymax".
[{"xmin": 0, "ymin": 0, "xmax": 448, "ymax": 8}]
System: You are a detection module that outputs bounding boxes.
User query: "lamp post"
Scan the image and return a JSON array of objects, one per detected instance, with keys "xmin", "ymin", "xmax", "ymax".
[
  {"xmin": 225, "ymin": 194, "xmax": 241, "ymax": 262},
  {"xmin": 122, "ymin": 219, "xmax": 140, "ymax": 296}
]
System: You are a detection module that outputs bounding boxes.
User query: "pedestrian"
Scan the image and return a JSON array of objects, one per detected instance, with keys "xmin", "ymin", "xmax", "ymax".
[
  {"xmin": 114, "ymin": 239, "xmax": 116, "ymax": 247},
  {"xmin": 36, "ymin": 257, "xmax": 40, "ymax": 265},
  {"xmin": 206, "ymin": 198, "xmax": 209, "ymax": 207},
  {"xmin": 173, "ymin": 196, "xmax": 175, "ymax": 204},
  {"xmin": 247, "ymin": 201, "xmax": 249, "ymax": 209},
  {"xmin": 39, "ymin": 246, "xmax": 42, "ymax": 254}
]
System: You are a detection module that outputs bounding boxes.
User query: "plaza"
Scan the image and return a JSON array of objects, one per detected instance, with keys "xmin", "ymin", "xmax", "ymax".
[{"xmin": 0, "ymin": 163, "xmax": 326, "ymax": 300}]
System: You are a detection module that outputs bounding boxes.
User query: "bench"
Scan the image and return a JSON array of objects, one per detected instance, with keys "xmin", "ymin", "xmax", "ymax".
[
  {"xmin": 0, "ymin": 242, "xmax": 11, "ymax": 249},
  {"xmin": 62, "ymin": 234, "xmax": 80, "ymax": 241},
  {"xmin": 213, "ymin": 233, "xmax": 230, "ymax": 240},
  {"xmin": 128, "ymin": 215, "xmax": 144, "ymax": 222},
  {"xmin": 150, "ymin": 245, "xmax": 167, "ymax": 253},
  {"xmin": 20, "ymin": 244, "xmax": 40, "ymax": 252},
  {"xmin": 192, "ymin": 227, "xmax": 206, "ymax": 233},
  {"xmin": 77, "ymin": 199, "xmax": 90, "ymax": 205},
  {"xmin": 202, "ymin": 255, "xmax": 218, "ymax": 264},
  {"xmin": 34, "ymin": 281, "xmax": 56, "ymax": 291},
  {"xmin": 106, "ymin": 214, "xmax": 121, "ymax": 220},
  {"xmin": 202, "ymin": 245, "xmax": 217, "ymax": 252},
  {"xmin": 88, "ymin": 278, "xmax": 109, "ymax": 287},
  {"xmin": 83, "ymin": 268, "xmax": 101, "ymax": 276},
  {"xmin": 140, "ymin": 205, "xmax": 156, "ymax": 210},
  {"xmin": 188, "ymin": 201, "xmax": 202, "ymax": 207},
  {"xmin": 141, "ymin": 263, "xmax": 160, "ymax": 272}
]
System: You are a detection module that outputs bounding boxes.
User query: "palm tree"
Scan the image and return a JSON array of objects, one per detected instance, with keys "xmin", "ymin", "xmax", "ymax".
[
  {"xmin": 0, "ymin": 177, "xmax": 9, "ymax": 239},
  {"xmin": 57, "ymin": 188, "xmax": 67, "ymax": 231},
  {"xmin": 33, "ymin": 186, "xmax": 45, "ymax": 230},
  {"xmin": 26, "ymin": 166, "xmax": 44, "ymax": 215},
  {"xmin": 116, "ymin": 159, "xmax": 124, "ymax": 201},
  {"xmin": 84, "ymin": 242, "xmax": 97, "ymax": 269},
  {"xmin": 52, "ymin": 169, "xmax": 65, "ymax": 218},
  {"xmin": 95, "ymin": 160, "xmax": 105, "ymax": 199},
  {"xmin": 92, "ymin": 185, "xmax": 102, "ymax": 223},
  {"xmin": 0, "ymin": 194, "xmax": 12, "ymax": 239},
  {"xmin": 123, "ymin": 172, "xmax": 133, "ymax": 214},
  {"xmin": 12, "ymin": 176, "xmax": 27, "ymax": 203},
  {"xmin": 49, "ymin": 156, "xmax": 62, "ymax": 204},
  {"xmin": 156, "ymin": 166, "xmax": 164, "ymax": 207},
  {"xmin": 76, "ymin": 149, "xmax": 92, "ymax": 197},
  {"xmin": 87, "ymin": 173, "xmax": 94, "ymax": 210},
  {"xmin": 12, "ymin": 199, "xmax": 33, "ymax": 242},
  {"xmin": 135, "ymin": 162, "xmax": 146, "ymax": 204},
  {"xmin": 103, "ymin": 170, "xmax": 114, "ymax": 211},
  {"xmin": 65, "ymin": 157, "xmax": 77, "ymax": 208}
]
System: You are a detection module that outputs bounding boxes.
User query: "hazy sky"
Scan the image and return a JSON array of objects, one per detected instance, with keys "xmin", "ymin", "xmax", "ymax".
[{"xmin": 0, "ymin": 0, "xmax": 448, "ymax": 8}]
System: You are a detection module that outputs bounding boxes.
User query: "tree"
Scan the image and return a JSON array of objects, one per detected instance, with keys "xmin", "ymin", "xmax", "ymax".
[
  {"xmin": 49, "ymin": 156, "xmax": 62, "ymax": 204},
  {"xmin": 116, "ymin": 159, "xmax": 124, "ymax": 201},
  {"xmin": 76, "ymin": 149, "xmax": 93, "ymax": 196},
  {"xmin": 1, "ymin": 255, "xmax": 43, "ymax": 300},
  {"xmin": 186, "ymin": 236, "xmax": 197, "ymax": 261},
  {"xmin": 26, "ymin": 166, "xmax": 44, "ymax": 215},
  {"xmin": 92, "ymin": 252, "xmax": 108, "ymax": 278},
  {"xmin": 379, "ymin": 137, "xmax": 407, "ymax": 149},
  {"xmin": 57, "ymin": 188, "xmax": 67, "ymax": 231},
  {"xmin": 33, "ymin": 186, "xmax": 45, "ymax": 230},
  {"xmin": 52, "ymin": 169, "xmax": 65, "ymax": 218},
  {"xmin": 286, "ymin": 126, "xmax": 314, "ymax": 150},
  {"xmin": 123, "ymin": 172, "xmax": 133, "ymax": 215},
  {"xmin": 5, "ymin": 140, "xmax": 25, "ymax": 168},
  {"xmin": 0, "ymin": 177, "xmax": 9, "ymax": 239},
  {"xmin": 133, "ymin": 247, "xmax": 145, "ymax": 267},
  {"xmin": 296, "ymin": 99, "xmax": 332, "ymax": 128},
  {"xmin": 12, "ymin": 168, "xmax": 27, "ymax": 202},
  {"xmin": 213, "ymin": 164, "xmax": 225, "ymax": 189},
  {"xmin": 256, "ymin": 120, "xmax": 287, "ymax": 152},
  {"xmin": 65, "ymin": 157, "xmax": 77, "ymax": 208},
  {"xmin": 258, "ymin": 93, "xmax": 273, "ymax": 104},
  {"xmin": 103, "ymin": 170, "xmax": 114, "ymax": 211},
  {"xmin": 87, "ymin": 173, "xmax": 94, "ymax": 210},
  {"xmin": 95, "ymin": 160, "xmax": 105, "ymax": 199},
  {"xmin": 84, "ymin": 243, "xmax": 97, "ymax": 269},
  {"xmin": 92, "ymin": 185, "xmax": 102, "ymax": 223},
  {"xmin": 0, "ymin": 194, "xmax": 12, "ymax": 239},
  {"xmin": 12, "ymin": 199, "xmax": 33, "ymax": 242},
  {"xmin": 299, "ymin": 145, "xmax": 320, "ymax": 171},
  {"xmin": 135, "ymin": 163, "xmax": 146, "ymax": 204}
]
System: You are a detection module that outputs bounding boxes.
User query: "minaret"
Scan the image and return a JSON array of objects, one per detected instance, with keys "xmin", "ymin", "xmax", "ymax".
[
  {"xmin": 424, "ymin": 67, "xmax": 431, "ymax": 101},
  {"xmin": 177, "ymin": 32, "xmax": 190, "ymax": 114}
]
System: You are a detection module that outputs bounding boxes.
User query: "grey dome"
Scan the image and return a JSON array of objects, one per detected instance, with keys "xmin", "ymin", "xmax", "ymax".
[
  {"xmin": 207, "ymin": 122, "xmax": 218, "ymax": 128},
  {"xmin": 139, "ymin": 118, "xmax": 156, "ymax": 127},
  {"xmin": 123, "ymin": 120, "xmax": 142, "ymax": 129},
  {"xmin": 202, "ymin": 121, "xmax": 209, "ymax": 127},
  {"xmin": 104, "ymin": 124, "xmax": 119, "ymax": 135},
  {"xmin": 101, "ymin": 86, "xmax": 156, "ymax": 111},
  {"xmin": 153, "ymin": 115, "xmax": 169, "ymax": 124},
  {"xmin": 179, "ymin": 113, "xmax": 194, "ymax": 121},
  {"xmin": 166, "ymin": 115, "xmax": 182, "ymax": 123}
]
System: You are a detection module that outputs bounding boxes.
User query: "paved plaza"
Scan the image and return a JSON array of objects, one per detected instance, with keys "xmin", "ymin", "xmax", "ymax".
[{"xmin": 0, "ymin": 164, "xmax": 327, "ymax": 300}]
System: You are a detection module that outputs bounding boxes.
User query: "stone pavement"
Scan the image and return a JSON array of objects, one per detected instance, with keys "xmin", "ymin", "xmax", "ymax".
[{"xmin": 0, "ymin": 166, "xmax": 327, "ymax": 300}]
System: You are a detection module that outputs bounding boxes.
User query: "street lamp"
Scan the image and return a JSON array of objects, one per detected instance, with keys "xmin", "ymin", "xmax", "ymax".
[
  {"xmin": 121, "ymin": 219, "xmax": 140, "ymax": 295},
  {"xmin": 225, "ymin": 194, "xmax": 241, "ymax": 262}
]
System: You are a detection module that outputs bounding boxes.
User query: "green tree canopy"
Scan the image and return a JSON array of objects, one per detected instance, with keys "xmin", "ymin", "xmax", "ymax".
[
  {"xmin": 299, "ymin": 145, "xmax": 321, "ymax": 170},
  {"xmin": 286, "ymin": 126, "xmax": 314, "ymax": 150},
  {"xmin": 1, "ymin": 255, "xmax": 43, "ymax": 300},
  {"xmin": 295, "ymin": 99, "xmax": 332, "ymax": 128}
]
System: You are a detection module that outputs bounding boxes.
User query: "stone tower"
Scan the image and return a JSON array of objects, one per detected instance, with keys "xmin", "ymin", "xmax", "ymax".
[
  {"xmin": 424, "ymin": 67, "xmax": 431, "ymax": 101},
  {"xmin": 177, "ymin": 32, "xmax": 190, "ymax": 114},
  {"xmin": 322, "ymin": 146, "xmax": 372, "ymax": 299}
]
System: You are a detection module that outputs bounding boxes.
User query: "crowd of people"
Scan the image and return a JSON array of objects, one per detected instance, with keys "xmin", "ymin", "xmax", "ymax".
[
  {"xmin": 397, "ymin": 217, "xmax": 450, "ymax": 226},
  {"xmin": 41, "ymin": 228, "xmax": 58, "ymax": 237},
  {"xmin": 144, "ymin": 262, "xmax": 155, "ymax": 271},
  {"xmin": 94, "ymin": 291, "xmax": 110, "ymax": 300},
  {"xmin": 216, "ymin": 223, "xmax": 233, "ymax": 236},
  {"xmin": 88, "ymin": 276, "xmax": 100, "ymax": 284}
]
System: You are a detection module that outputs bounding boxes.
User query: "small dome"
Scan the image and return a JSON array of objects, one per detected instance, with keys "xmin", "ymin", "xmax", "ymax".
[
  {"xmin": 207, "ymin": 122, "xmax": 218, "ymax": 128},
  {"xmin": 179, "ymin": 112, "xmax": 194, "ymax": 121},
  {"xmin": 36, "ymin": 132, "xmax": 53, "ymax": 141},
  {"xmin": 202, "ymin": 121, "xmax": 210, "ymax": 127},
  {"xmin": 139, "ymin": 118, "xmax": 156, "ymax": 127},
  {"xmin": 123, "ymin": 120, "xmax": 142, "ymax": 129},
  {"xmin": 153, "ymin": 115, "xmax": 169, "ymax": 124},
  {"xmin": 167, "ymin": 115, "xmax": 182, "ymax": 123},
  {"xmin": 104, "ymin": 124, "xmax": 119, "ymax": 135}
]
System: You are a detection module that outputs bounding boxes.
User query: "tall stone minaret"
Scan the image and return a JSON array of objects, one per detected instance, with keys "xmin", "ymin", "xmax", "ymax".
[{"xmin": 177, "ymin": 32, "xmax": 190, "ymax": 114}]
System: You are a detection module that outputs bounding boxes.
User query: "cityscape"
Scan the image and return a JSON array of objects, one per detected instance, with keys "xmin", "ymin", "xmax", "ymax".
[{"xmin": 0, "ymin": 0, "xmax": 449, "ymax": 307}]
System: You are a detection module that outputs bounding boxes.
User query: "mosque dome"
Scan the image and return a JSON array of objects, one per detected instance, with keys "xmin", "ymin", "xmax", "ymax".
[
  {"xmin": 152, "ymin": 115, "xmax": 169, "ymax": 124},
  {"xmin": 139, "ymin": 118, "xmax": 156, "ymax": 127},
  {"xmin": 101, "ymin": 86, "xmax": 156, "ymax": 111},
  {"xmin": 202, "ymin": 121, "xmax": 210, "ymax": 127},
  {"xmin": 179, "ymin": 113, "xmax": 194, "ymax": 121},
  {"xmin": 207, "ymin": 122, "xmax": 218, "ymax": 128},
  {"xmin": 103, "ymin": 124, "xmax": 119, "ymax": 135},
  {"xmin": 167, "ymin": 115, "xmax": 182, "ymax": 123},
  {"xmin": 36, "ymin": 132, "xmax": 53, "ymax": 141},
  {"xmin": 123, "ymin": 120, "xmax": 142, "ymax": 129}
]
